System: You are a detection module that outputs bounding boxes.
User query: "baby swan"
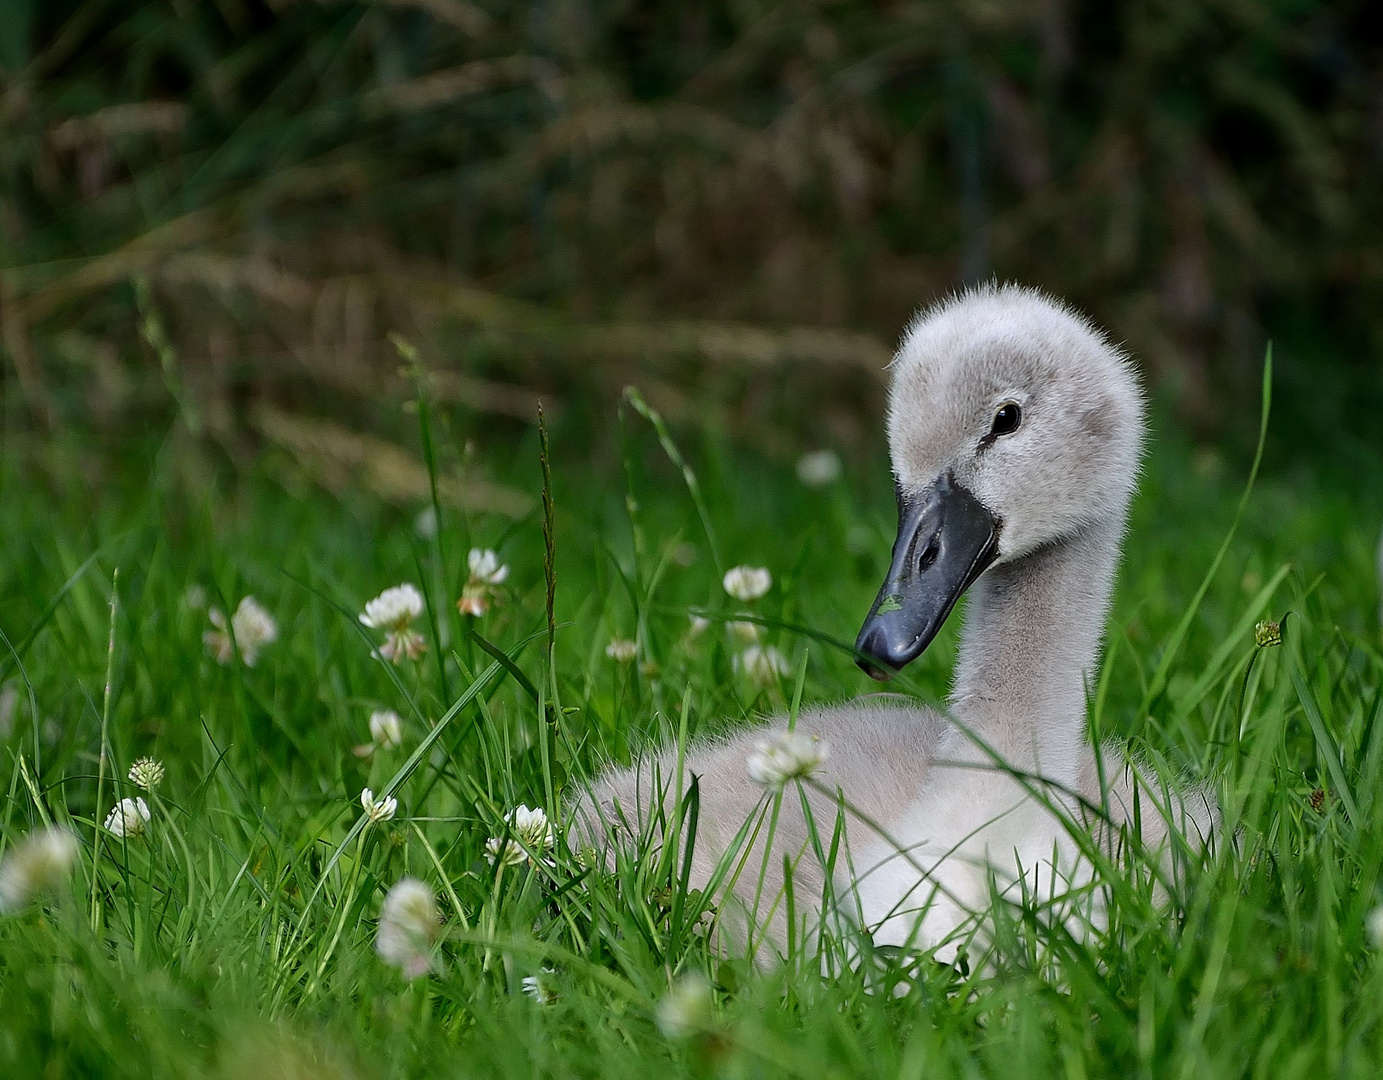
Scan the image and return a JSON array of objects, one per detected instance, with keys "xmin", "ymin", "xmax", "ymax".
[{"xmin": 572, "ymin": 284, "xmax": 1218, "ymax": 962}]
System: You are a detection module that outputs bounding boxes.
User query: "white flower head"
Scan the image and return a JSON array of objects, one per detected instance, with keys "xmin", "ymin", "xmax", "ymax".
[
  {"xmin": 522, "ymin": 967, "xmax": 558, "ymax": 1004},
  {"xmin": 1368, "ymin": 905, "xmax": 1383, "ymax": 950},
  {"xmin": 128, "ymin": 757, "xmax": 164, "ymax": 790},
  {"xmin": 204, "ymin": 595, "xmax": 278, "ymax": 666},
  {"xmin": 734, "ymin": 644, "xmax": 792, "ymax": 684},
  {"xmin": 723, "ymin": 565, "xmax": 772, "ymax": 602},
  {"xmin": 376, "ymin": 876, "xmax": 440, "ymax": 980},
  {"xmin": 377, "ymin": 629, "xmax": 427, "ymax": 664},
  {"xmin": 361, "ymin": 788, "xmax": 398, "ymax": 823},
  {"xmin": 369, "ymin": 709, "xmax": 404, "ymax": 749},
  {"xmin": 605, "ymin": 638, "xmax": 638, "ymax": 663},
  {"xmin": 656, "ymin": 971, "xmax": 714, "ymax": 1039},
  {"xmin": 459, "ymin": 549, "xmax": 510, "ymax": 617},
  {"xmin": 796, "ymin": 448, "xmax": 843, "ymax": 487},
  {"xmin": 0, "ymin": 682, "xmax": 16, "ymax": 740},
  {"xmin": 468, "ymin": 548, "xmax": 510, "ymax": 586},
  {"xmin": 104, "ymin": 797, "xmax": 151, "ymax": 839},
  {"xmin": 726, "ymin": 619, "xmax": 761, "ymax": 643},
  {"xmin": 414, "ymin": 505, "xmax": 439, "ymax": 540},
  {"xmin": 484, "ymin": 804, "xmax": 553, "ymax": 867},
  {"xmin": 0, "ymin": 826, "xmax": 80, "ymax": 913},
  {"xmin": 360, "ymin": 584, "xmax": 427, "ymax": 663},
  {"xmin": 483, "ymin": 835, "xmax": 527, "ymax": 868},
  {"xmin": 687, "ymin": 614, "xmax": 711, "ymax": 637},
  {"xmin": 746, "ymin": 730, "xmax": 828, "ymax": 791},
  {"xmin": 360, "ymin": 584, "xmax": 425, "ymax": 631}
]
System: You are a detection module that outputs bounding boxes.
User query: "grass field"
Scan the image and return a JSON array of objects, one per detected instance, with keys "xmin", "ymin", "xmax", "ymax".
[{"xmin": 2, "ymin": 383, "xmax": 1383, "ymax": 1079}]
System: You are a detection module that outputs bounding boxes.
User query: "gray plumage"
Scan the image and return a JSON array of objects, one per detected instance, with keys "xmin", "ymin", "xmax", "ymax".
[{"xmin": 570, "ymin": 283, "xmax": 1219, "ymax": 962}]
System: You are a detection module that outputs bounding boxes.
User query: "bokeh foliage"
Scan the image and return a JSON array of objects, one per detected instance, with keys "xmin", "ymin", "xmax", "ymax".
[{"xmin": 3, "ymin": 0, "xmax": 1382, "ymax": 449}]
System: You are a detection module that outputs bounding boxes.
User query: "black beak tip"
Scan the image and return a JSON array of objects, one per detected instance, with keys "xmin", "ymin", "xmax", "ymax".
[
  {"xmin": 856, "ymin": 657, "xmax": 895, "ymax": 682},
  {"xmin": 854, "ymin": 627, "xmax": 900, "ymax": 681}
]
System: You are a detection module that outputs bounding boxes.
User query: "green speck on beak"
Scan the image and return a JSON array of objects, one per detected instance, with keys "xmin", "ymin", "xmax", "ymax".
[{"xmin": 876, "ymin": 594, "xmax": 904, "ymax": 615}]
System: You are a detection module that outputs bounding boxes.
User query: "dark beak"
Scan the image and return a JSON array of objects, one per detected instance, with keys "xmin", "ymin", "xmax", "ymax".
[{"xmin": 855, "ymin": 473, "xmax": 1000, "ymax": 680}]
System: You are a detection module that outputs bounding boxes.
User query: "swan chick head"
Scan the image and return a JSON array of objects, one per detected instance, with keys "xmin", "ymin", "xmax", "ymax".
[
  {"xmin": 888, "ymin": 283, "xmax": 1144, "ymax": 558},
  {"xmin": 857, "ymin": 284, "xmax": 1144, "ymax": 678}
]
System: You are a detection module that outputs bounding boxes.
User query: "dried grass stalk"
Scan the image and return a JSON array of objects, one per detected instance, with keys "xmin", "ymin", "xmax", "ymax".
[{"xmin": 253, "ymin": 406, "xmax": 532, "ymax": 518}]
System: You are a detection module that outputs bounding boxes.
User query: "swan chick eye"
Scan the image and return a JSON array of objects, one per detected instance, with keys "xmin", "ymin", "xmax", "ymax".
[{"xmin": 989, "ymin": 402, "xmax": 1022, "ymax": 438}]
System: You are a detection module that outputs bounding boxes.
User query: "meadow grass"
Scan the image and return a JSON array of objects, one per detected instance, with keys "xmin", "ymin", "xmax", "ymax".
[{"xmin": 1, "ymin": 394, "xmax": 1382, "ymax": 1079}]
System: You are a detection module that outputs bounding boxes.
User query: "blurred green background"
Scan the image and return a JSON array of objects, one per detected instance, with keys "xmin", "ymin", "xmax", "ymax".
[
  {"xmin": 3, "ymin": 0, "xmax": 1382, "ymax": 471},
  {"xmin": 5, "ymin": 8, "xmax": 1383, "ymax": 1076}
]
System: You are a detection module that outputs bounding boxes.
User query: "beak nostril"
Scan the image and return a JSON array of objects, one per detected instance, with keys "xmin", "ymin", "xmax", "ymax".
[{"xmin": 917, "ymin": 534, "xmax": 940, "ymax": 574}]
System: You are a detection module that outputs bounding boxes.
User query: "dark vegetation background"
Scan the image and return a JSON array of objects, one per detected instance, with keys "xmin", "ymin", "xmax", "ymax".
[{"xmin": 2, "ymin": 0, "xmax": 1382, "ymax": 471}]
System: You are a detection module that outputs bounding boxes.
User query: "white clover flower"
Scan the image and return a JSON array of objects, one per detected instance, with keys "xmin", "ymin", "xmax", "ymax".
[
  {"xmin": 521, "ymin": 967, "xmax": 558, "ymax": 1004},
  {"xmin": 723, "ymin": 565, "xmax": 772, "ymax": 602},
  {"xmin": 796, "ymin": 448, "xmax": 843, "ymax": 487},
  {"xmin": 0, "ymin": 682, "xmax": 18, "ymax": 740},
  {"xmin": 1368, "ymin": 905, "xmax": 1383, "ymax": 950},
  {"xmin": 671, "ymin": 542, "xmax": 698, "ymax": 567},
  {"xmin": 104, "ymin": 797, "xmax": 151, "ymax": 839},
  {"xmin": 204, "ymin": 595, "xmax": 278, "ymax": 666},
  {"xmin": 369, "ymin": 709, "xmax": 404, "ymax": 750},
  {"xmin": 574, "ymin": 845, "xmax": 601, "ymax": 872},
  {"xmin": 360, "ymin": 788, "xmax": 398, "ymax": 823},
  {"xmin": 203, "ymin": 620, "xmax": 233, "ymax": 664},
  {"xmin": 656, "ymin": 971, "xmax": 714, "ymax": 1039},
  {"xmin": 360, "ymin": 583, "xmax": 426, "ymax": 630},
  {"xmin": 511, "ymin": 804, "xmax": 553, "ymax": 851},
  {"xmin": 605, "ymin": 638, "xmax": 638, "ymax": 663},
  {"xmin": 733, "ymin": 644, "xmax": 791, "ymax": 684},
  {"xmin": 377, "ymin": 629, "xmax": 427, "ymax": 664},
  {"xmin": 745, "ymin": 730, "xmax": 829, "ymax": 791},
  {"xmin": 687, "ymin": 614, "xmax": 711, "ymax": 637},
  {"xmin": 484, "ymin": 804, "xmax": 553, "ymax": 867},
  {"xmin": 414, "ymin": 505, "xmax": 439, "ymax": 540},
  {"xmin": 483, "ymin": 835, "xmax": 528, "ymax": 868},
  {"xmin": 726, "ymin": 619, "xmax": 761, "ymax": 643},
  {"xmin": 0, "ymin": 826, "xmax": 80, "ymax": 913},
  {"xmin": 360, "ymin": 584, "xmax": 427, "ymax": 663},
  {"xmin": 128, "ymin": 757, "xmax": 164, "ymax": 790},
  {"xmin": 375, "ymin": 876, "xmax": 440, "ymax": 980},
  {"xmin": 468, "ymin": 548, "xmax": 510, "ymax": 586},
  {"xmin": 458, "ymin": 548, "xmax": 510, "ymax": 617}
]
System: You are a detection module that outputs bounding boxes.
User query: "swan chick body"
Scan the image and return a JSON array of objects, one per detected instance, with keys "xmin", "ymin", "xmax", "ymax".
[{"xmin": 572, "ymin": 284, "xmax": 1219, "ymax": 962}]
